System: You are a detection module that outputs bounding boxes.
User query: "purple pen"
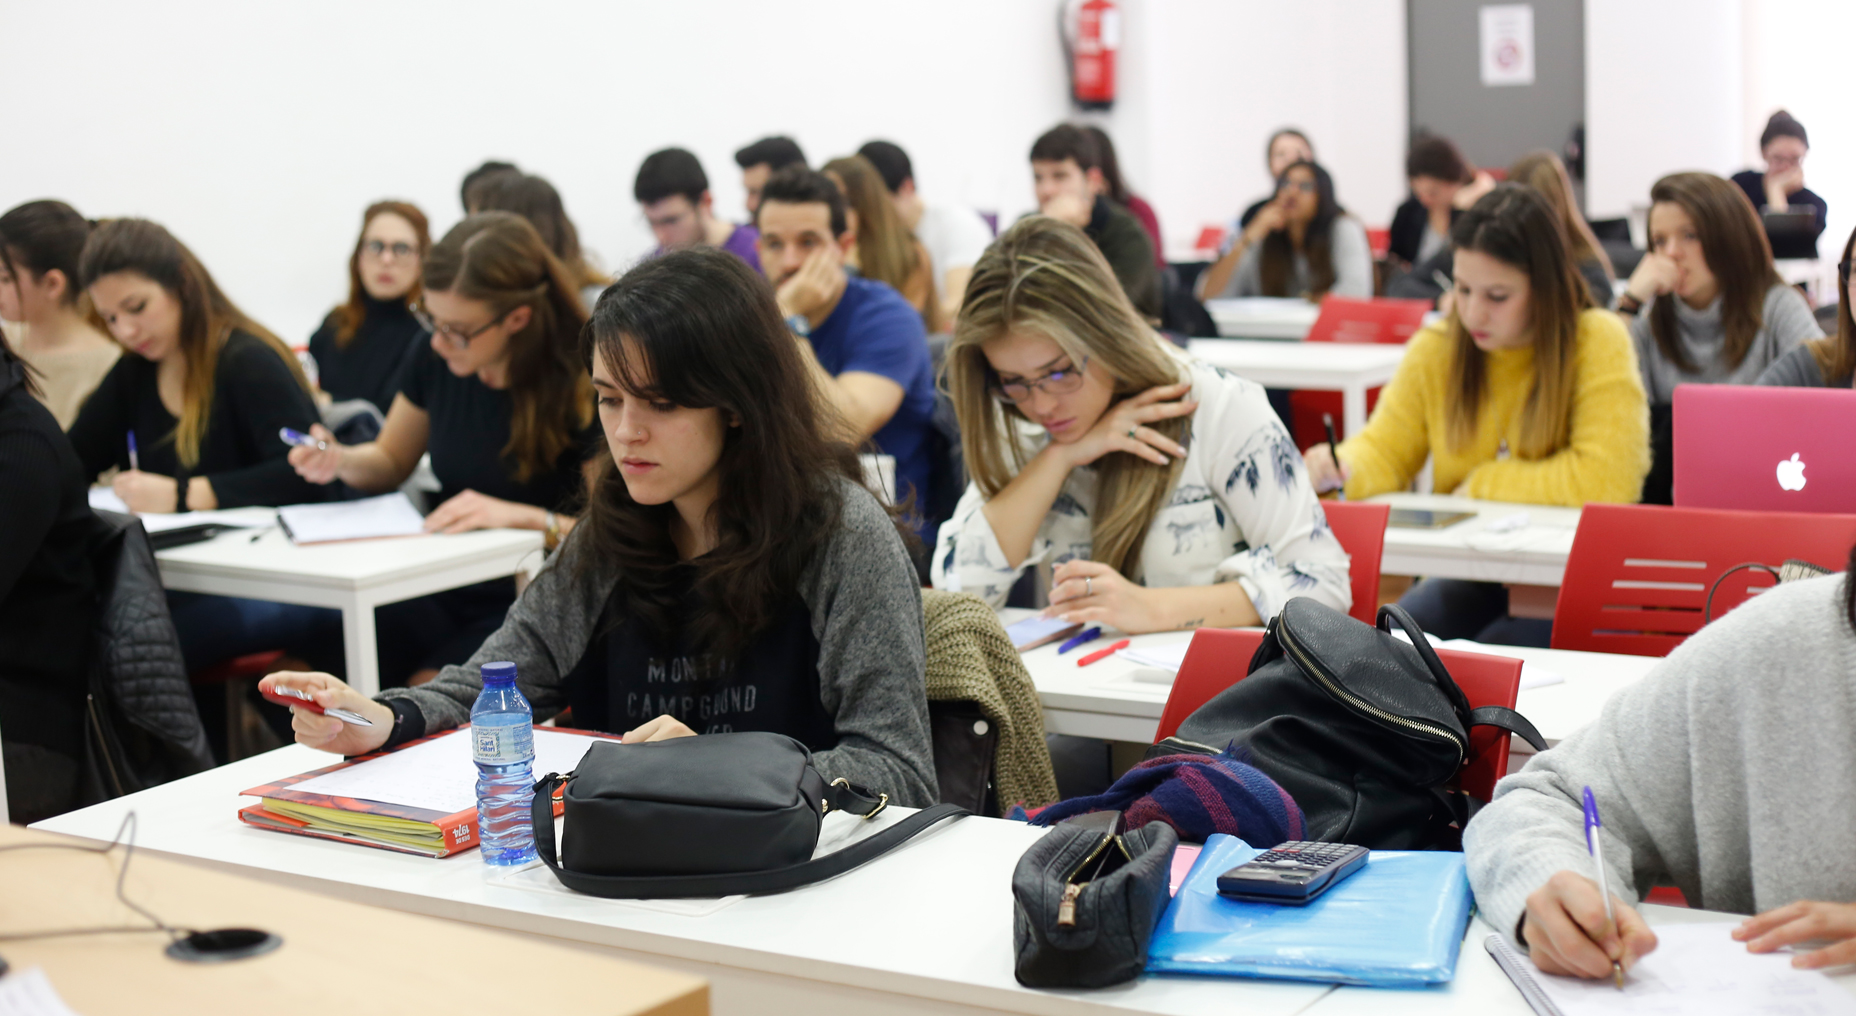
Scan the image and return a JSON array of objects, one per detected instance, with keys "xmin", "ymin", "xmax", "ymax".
[
  {"xmin": 278, "ymin": 427, "xmax": 328, "ymax": 451},
  {"xmin": 1057, "ymin": 627, "xmax": 1103, "ymax": 655}
]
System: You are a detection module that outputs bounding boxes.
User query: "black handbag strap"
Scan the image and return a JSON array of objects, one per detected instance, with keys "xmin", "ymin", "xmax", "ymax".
[
  {"xmin": 528, "ymin": 773, "xmax": 966, "ymax": 899},
  {"xmin": 1468, "ymin": 704, "xmax": 1548, "ymax": 751},
  {"xmin": 1376, "ymin": 603, "xmax": 1474, "ymax": 719}
]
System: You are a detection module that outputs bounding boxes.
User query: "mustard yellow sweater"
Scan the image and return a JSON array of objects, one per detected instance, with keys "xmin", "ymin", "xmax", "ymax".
[{"xmin": 1339, "ymin": 309, "xmax": 1649, "ymax": 507}]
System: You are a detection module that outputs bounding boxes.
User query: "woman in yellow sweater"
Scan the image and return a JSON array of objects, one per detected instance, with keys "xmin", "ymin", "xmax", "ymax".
[{"xmin": 1305, "ymin": 184, "xmax": 1649, "ymax": 645}]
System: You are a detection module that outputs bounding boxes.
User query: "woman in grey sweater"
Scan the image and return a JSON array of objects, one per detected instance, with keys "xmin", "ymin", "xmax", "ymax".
[
  {"xmin": 1464, "ymin": 560, "xmax": 1856, "ymax": 979},
  {"xmin": 1199, "ymin": 160, "xmax": 1372, "ymax": 302},
  {"xmin": 261, "ymin": 247, "xmax": 938, "ymax": 807}
]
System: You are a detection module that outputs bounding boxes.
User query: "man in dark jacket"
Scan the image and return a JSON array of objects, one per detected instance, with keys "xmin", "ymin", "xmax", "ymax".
[{"xmin": 1028, "ymin": 124, "xmax": 1161, "ymax": 320}]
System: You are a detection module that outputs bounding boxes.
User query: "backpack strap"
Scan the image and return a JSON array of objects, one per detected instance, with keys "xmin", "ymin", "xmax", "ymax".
[
  {"xmin": 1467, "ymin": 705, "xmax": 1547, "ymax": 751},
  {"xmin": 529, "ymin": 773, "xmax": 966, "ymax": 900},
  {"xmin": 1376, "ymin": 604, "xmax": 1474, "ymax": 719}
]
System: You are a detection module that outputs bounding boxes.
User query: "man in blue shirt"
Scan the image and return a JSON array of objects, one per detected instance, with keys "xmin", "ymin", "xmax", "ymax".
[{"xmin": 755, "ymin": 166, "xmax": 935, "ymax": 537}]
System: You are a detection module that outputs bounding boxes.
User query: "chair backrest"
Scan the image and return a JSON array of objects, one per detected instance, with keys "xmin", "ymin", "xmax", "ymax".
[
  {"xmin": 1321, "ymin": 502, "xmax": 1389, "ymax": 624},
  {"xmin": 1303, "ymin": 295, "xmax": 1432, "ymax": 345},
  {"xmin": 1552, "ymin": 503, "xmax": 1856, "ymax": 657},
  {"xmin": 1156, "ymin": 628, "xmax": 1522, "ymax": 801},
  {"xmin": 1364, "ymin": 227, "xmax": 1392, "ymax": 258}
]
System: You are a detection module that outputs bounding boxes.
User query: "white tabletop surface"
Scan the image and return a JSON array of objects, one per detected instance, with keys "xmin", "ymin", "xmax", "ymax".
[
  {"xmin": 1204, "ymin": 297, "xmax": 1321, "ymax": 340},
  {"xmin": 1367, "ymin": 492, "xmax": 1582, "ymax": 586},
  {"xmin": 33, "ymin": 745, "xmax": 1333, "ymax": 1016},
  {"xmin": 1006, "ymin": 608, "xmax": 1658, "ymax": 747}
]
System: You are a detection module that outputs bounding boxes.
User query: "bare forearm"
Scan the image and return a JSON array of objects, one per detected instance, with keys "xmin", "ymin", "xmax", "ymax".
[
  {"xmin": 1197, "ymin": 238, "xmax": 1250, "ymax": 300},
  {"xmin": 336, "ymin": 443, "xmax": 416, "ymax": 492},
  {"xmin": 979, "ymin": 445, "xmax": 1074, "ymax": 567},
  {"xmin": 1140, "ymin": 582, "xmax": 1260, "ymax": 632}
]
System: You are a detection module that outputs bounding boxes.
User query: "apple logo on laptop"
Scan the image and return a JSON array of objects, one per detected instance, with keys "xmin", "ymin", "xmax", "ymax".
[{"xmin": 1777, "ymin": 453, "xmax": 1807, "ymax": 492}]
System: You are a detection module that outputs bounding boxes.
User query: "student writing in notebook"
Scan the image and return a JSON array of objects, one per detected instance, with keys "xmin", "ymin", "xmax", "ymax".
[
  {"xmin": 287, "ymin": 213, "xmax": 600, "ymax": 686},
  {"xmin": 1304, "ymin": 185, "xmax": 1649, "ymax": 646},
  {"xmin": 1465, "ymin": 552, "xmax": 1856, "ymax": 976},
  {"xmin": 931, "ymin": 215, "xmax": 1350, "ymax": 632},
  {"xmin": 262, "ymin": 247, "xmax": 936, "ymax": 806}
]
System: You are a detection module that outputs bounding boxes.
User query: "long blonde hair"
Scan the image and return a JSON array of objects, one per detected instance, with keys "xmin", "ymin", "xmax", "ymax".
[
  {"xmin": 823, "ymin": 155, "xmax": 939, "ymax": 325},
  {"xmin": 948, "ymin": 215, "xmax": 1187, "ymax": 577},
  {"xmin": 1508, "ymin": 151, "xmax": 1613, "ymax": 282}
]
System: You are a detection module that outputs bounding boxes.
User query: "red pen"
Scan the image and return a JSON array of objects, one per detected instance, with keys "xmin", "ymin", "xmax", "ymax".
[
  {"xmin": 1077, "ymin": 639, "xmax": 1130, "ymax": 667},
  {"xmin": 260, "ymin": 684, "xmax": 375, "ymax": 726}
]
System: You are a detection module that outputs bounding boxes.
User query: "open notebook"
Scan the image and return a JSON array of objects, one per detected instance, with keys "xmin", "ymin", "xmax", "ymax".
[{"xmin": 1485, "ymin": 923, "xmax": 1856, "ymax": 1015}]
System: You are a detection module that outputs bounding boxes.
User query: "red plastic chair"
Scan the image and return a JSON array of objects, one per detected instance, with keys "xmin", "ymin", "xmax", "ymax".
[
  {"xmin": 1289, "ymin": 296, "xmax": 1433, "ymax": 449},
  {"xmin": 1552, "ymin": 503, "xmax": 1856, "ymax": 657},
  {"xmin": 1364, "ymin": 227, "xmax": 1392, "ymax": 259},
  {"xmin": 1155, "ymin": 628, "xmax": 1524, "ymax": 802},
  {"xmin": 1322, "ymin": 501, "xmax": 1389, "ymax": 625}
]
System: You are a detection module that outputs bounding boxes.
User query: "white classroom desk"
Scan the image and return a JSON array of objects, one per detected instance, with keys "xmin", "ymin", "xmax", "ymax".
[
  {"xmin": 35, "ymin": 745, "xmax": 1334, "ymax": 1016},
  {"xmin": 1204, "ymin": 296, "xmax": 1321, "ymax": 340},
  {"xmin": 1005, "ymin": 608, "xmax": 1658, "ymax": 747},
  {"xmin": 1186, "ymin": 339, "xmax": 1406, "ymax": 437},
  {"xmin": 1367, "ymin": 492, "xmax": 1582, "ymax": 586},
  {"xmin": 152, "ymin": 506, "xmax": 544, "ymax": 696}
]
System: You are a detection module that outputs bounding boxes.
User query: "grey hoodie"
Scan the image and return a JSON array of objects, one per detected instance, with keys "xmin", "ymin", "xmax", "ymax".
[{"xmin": 377, "ymin": 477, "xmax": 939, "ymax": 808}]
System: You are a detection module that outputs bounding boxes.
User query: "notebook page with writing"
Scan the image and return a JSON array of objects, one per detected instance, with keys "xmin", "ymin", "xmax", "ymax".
[
  {"xmin": 1484, "ymin": 924, "xmax": 1856, "ymax": 1016},
  {"xmin": 287, "ymin": 728, "xmax": 607, "ymax": 815},
  {"xmin": 277, "ymin": 492, "xmax": 426, "ymax": 544}
]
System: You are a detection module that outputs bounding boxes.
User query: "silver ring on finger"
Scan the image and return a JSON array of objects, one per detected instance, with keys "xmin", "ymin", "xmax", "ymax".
[{"xmin": 1085, "ymin": 575, "xmax": 1093, "ymax": 597}]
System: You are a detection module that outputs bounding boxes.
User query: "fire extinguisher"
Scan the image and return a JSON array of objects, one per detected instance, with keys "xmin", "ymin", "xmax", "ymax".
[{"xmin": 1061, "ymin": 0, "xmax": 1118, "ymax": 111}]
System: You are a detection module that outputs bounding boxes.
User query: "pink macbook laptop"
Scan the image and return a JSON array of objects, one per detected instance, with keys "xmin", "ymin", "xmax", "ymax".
[{"xmin": 1673, "ymin": 383, "xmax": 1856, "ymax": 513}]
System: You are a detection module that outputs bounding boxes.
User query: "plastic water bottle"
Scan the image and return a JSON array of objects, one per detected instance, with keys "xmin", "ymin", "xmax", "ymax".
[{"xmin": 471, "ymin": 661, "xmax": 536, "ymax": 866}]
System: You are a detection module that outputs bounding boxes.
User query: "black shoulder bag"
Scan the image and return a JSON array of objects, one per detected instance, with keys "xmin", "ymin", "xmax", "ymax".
[
  {"xmin": 1153, "ymin": 599, "xmax": 1546, "ymax": 850},
  {"xmin": 529, "ymin": 731, "xmax": 965, "ymax": 898}
]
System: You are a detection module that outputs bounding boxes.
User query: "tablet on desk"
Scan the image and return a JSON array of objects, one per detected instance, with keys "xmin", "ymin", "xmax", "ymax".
[{"xmin": 1387, "ymin": 508, "xmax": 1476, "ymax": 530}]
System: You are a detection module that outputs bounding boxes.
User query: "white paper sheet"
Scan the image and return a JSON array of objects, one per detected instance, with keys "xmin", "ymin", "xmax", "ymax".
[
  {"xmin": 287, "ymin": 728, "xmax": 612, "ymax": 815},
  {"xmin": 277, "ymin": 492, "xmax": 426, "ymax": 544},
  {"xmin": 87, "ymin": 487, "xmax": 129, "ymax": 514},
  {"xmin": 87, "ymin": 487, "xmax": 265, "ymax": 534},
  {"xmin": 0, "ymin": 968, "xmax": 83, "ymax": 1016},
  {"xmin": 1116, "ymin": 642, "xmax": 1192, "ymax": 672},
  {"xmin": 1488, "ymin": 922, "xmax": 1856, "ymax": 1015}
]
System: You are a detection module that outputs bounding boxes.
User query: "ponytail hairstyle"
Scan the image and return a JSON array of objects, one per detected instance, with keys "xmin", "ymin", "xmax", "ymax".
[
  {"xmin": 331, "ymin": 200, "xmax": 431, "ymax": 347},
  {"xmin": 471, "ymin": 172, "xmax": 609, "ymax": 292},
  {"xmin": 0, "ymin": 200, "xmax": 93, "ymax": 312},
  {"xmin": 1646, "ymin": 172, "xmax": 1783, "ymax": 373},
  {"xmin": 422, "ymin": 212, "xmax": 594, "ymax": 484},
  {"xmin": 578, "ymin": 246, "xmax": 879, "ymax": 659},
  {"xmin": 1444, "ymin": 184, "xmax": 1593, "ymax": 459},
  {"xmin": 1258, "ymin": 160, "xmax": 1343, "ymax": 298},
  {"xmin": 79, "ymin": 219, "xmax": 307, "ymax": 468},
  {"xmin": 949, "ymin": 215, "xmax": 1188, "ymax": 578}
]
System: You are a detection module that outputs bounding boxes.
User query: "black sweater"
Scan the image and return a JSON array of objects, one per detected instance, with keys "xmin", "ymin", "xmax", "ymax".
[
  {"xmin": 0, "ymin": 353, "xmax": 101, "ymax": 781},
  {"xmin": 68, "ymin": 330, "xmax": 325, "ymax": 508},
  {"xmin": 1731, "ymin": 169, "xmax": 1828, "ymax": 260},
  {"xmin": 308, "ymin": 296, "xmax": 428, "ymax": 414}
]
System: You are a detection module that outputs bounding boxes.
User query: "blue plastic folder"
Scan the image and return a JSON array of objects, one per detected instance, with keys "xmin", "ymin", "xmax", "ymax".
[{"xmin": 1145, "ymin": 834, "xmax": 1473, "ymax": 987}]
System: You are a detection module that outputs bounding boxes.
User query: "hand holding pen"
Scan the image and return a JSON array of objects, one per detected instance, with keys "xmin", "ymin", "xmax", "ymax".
[
  {"xmin": 283, "ymin": 425, "xmax": 344, "ymax": 485},
  {"xmin": 1516, "ymin": 788, "xmax": 1658, "ymax": 981}
]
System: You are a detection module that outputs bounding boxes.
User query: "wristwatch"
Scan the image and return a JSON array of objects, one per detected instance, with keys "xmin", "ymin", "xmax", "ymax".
[{"xmin": 784, "ymin": 313, "xmax": 811, "ymax": 338}]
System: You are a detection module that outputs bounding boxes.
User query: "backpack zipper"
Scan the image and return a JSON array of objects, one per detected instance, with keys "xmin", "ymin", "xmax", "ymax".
[
  {"xmin": 1056, "ymin": 831, "xmax": 1131, "ymax": 927},
  {"xmin": 1276, "ymin": 622, "xmax": 1466, "ymax": 767}
]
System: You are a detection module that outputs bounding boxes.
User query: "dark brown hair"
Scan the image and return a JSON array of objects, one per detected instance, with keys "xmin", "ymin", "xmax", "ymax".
[
  {"xmin": 422, "ymin": 213, "xmax": 595, "ymax": 484},
  {"xmin": 1258, "ymin": 161, "xmax": 1342, "ymax": 298},
  {"xmin": 1761, "ymin": 110, "xmax": 1808, "ymax": 150},
  {"xmin": 1646, "ymin": 172, "xmax": 1782, "ymax": 373},
  {"xmin": 330, "ymin": 200, "xmax": 431, "ymax": 348},
  {"xmin": 79, "ymin": 218, "xmax": 307, "ymax": 467},
  {"xmin": 1807, "ymin": 224, "xmax": 1856, "ymax": 384},
  {"xmin": 0, "ymin": 200, "xmax": 92, "ymax": 308},
  {"xmin": 1508, "ymin": 151, "xmax": 1613, "ymax": 281},
  {"xmin": 1406, "ymin": 134, "xmax": 1473, "ymax": 184},
  {"xmin": 1445, "ymin": 185, "xmax": 1594, "ymax": 458},
  {"xmin": 1029, "ymin": 124, "xmax": 1100, "ymax": 172},
  {"xmin": 577, "ymin": 246, "xmax": 887, "ymax": 659},
  {"xmin": 472, "ymin": 173, "xmax": 609, "ymax": 291},
  {"xmin": 0, "ymin": 326, "xmax": 41, "ymax": 398}
]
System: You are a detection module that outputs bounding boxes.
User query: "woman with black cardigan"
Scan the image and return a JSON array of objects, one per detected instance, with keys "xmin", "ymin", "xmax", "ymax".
[
  {"xmin": 308, "ymin": 200, "xmax": 432, "ymax": 416},
  {"xmin": 0, "ymin": 332, "xmax": 100, "ymax": 822},
  {"xmin": 69, "ymin": 220, "xmax": 341, "ymax": 749}
]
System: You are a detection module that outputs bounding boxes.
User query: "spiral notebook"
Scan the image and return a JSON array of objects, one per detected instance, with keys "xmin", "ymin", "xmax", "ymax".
[{"xmin": 1484, "ymin": 923, "xmax": 1856, "ymax": 1015}]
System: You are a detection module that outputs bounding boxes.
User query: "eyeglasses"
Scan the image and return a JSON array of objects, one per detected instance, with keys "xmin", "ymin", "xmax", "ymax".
[
  {"xmin": 362, "ymin": 239, "xmax": 417, "ymax": 260},
  {"xmin": 989, "ymin": 357, "xmax": 1089, "ymax": 403},
  {"xmin": 410, "ymin": 301, "xmax": 510, "ymax": 349}
]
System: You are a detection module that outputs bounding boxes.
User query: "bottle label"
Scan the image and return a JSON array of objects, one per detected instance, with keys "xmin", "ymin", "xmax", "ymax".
[{"xmin": 472, "ymin": 723, "xmax": 534, "ymax": 765}]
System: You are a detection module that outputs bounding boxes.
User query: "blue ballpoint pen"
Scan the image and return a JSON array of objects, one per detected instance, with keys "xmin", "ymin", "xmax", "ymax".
[
  {"xmin": 127, "ymin": 430, "xmax": 139, "ymax": 471},
  {"xmin": 1057, "ymin": 627, "xmax": 1102, "ymax": 655},
  {"xmin": 1583, "ymin": 786, "xmax": 1627, "ymax": 989}
]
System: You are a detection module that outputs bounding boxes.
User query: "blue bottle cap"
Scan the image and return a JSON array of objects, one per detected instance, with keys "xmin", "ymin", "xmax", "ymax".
[{"xmin": 480, "ymin": 661, "xmax": 517, "ymax": 684}]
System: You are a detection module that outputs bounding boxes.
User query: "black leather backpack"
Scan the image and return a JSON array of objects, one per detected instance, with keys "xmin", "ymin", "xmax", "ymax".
[{"xmin": 1149, "ymin": 598, "xmax": 1546, "ymax": 850}]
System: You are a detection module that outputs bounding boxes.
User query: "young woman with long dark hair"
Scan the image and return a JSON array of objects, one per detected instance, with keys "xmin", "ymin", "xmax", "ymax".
[
  {"xmin": 1199, "ymin": 160, "xmax": 1371, "ymax": 301},
  {"xmin": 307, "ymin": 200, "xmax": 431, "ymax": 415},
  {"xmin": 935, "ymin": 215, "xmax": 1350, "ymax": 633},
  {"xmin": 1306, "ymin": 185, "xmax": 1650, "ymax": 644},
  {"xmin": 1761, "ymin": 223, "xmax": 1856, "ymax": 388},
  {"xmin": 261, "ymin": 246, "xmax": 937, "ymax": 806},
  {"xmin": 0, "ymin": 200, "xmax": 118, "ymax": 429}
]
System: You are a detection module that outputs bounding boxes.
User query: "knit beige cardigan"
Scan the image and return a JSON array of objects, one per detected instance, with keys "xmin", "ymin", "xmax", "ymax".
[{"xmin": 922, "ymin": 589, "xmax": 1060, "ymax": 812}]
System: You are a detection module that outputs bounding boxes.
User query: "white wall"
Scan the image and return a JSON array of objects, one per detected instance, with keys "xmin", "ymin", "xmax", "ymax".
[
  {"xmin": 1584, "ymin": 0, "xmax": 1746, "ymax": 222},
  {"xmin": 1742, "ymin": 0, "xmax": 1856, "ymax": 261},
  {"xmin": 3, "ymin": 0, "xmax": 1408, "ymax": 342}
]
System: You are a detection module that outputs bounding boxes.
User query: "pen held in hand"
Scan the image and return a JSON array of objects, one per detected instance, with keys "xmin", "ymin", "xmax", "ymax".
[
  {"xmin": 1583, "ymin": 785, "xmax": 1627, "ymax": 989},
  {"xmin": 279, "ymin": 427, "xmax": 328, "ymax": 452},
  {"xmin": 127, "ymin": 430, "xmax": 139, "ymax": 472},
  {"xmin": 1321, "ymin": 413, "xmax": 1345, "ymax": 501}
]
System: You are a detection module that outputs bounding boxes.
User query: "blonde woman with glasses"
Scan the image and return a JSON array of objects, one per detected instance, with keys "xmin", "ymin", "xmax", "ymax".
[
  {"xmin": 932, "ymin": 216, "xmax": 1350, "ymax": 633},
  {"xmin": 289, "ymin": 212, "xmax": 599, "ymax": 685}
]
